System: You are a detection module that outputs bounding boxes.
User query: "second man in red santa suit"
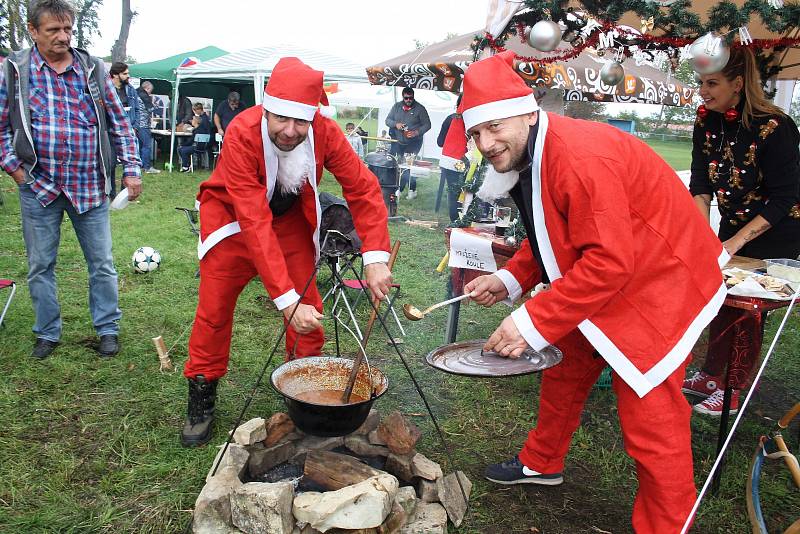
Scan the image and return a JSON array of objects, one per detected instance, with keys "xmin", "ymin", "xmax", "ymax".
[
  {"xmin": 462, "ymin": 51, "xmax": 728, "ymax": 533},
  {"xmin": 181, "ymin": 57, "xmax": 392, "ymax": 447}
]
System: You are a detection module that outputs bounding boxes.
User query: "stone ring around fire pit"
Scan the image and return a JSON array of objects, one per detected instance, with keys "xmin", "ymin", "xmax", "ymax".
[{"xmin": 192, "ymin": 409, "xmax": 472, "ymax": 534}]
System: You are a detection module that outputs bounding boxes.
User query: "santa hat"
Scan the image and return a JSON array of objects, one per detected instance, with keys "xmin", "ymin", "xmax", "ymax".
[
  {"xmin": 461, "ymin": 50, "xmax": 539, "ymax": 131},
  {"xmin": 263, "ymin": 57, "xmax": 329, "ymax": 121}
]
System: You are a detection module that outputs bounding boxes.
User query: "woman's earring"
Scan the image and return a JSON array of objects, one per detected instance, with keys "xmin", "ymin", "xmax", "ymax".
[{"xmin": 724, "ymin": 106, "xmax": 739, "ymax": 123}]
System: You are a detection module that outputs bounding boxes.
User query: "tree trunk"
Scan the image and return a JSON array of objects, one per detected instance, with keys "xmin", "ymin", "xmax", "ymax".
[
  {"xmin": 75, "ymin": 0, "xmax": 101, "ymax": 49},
  {"xmin": 657, "ymin": 104, "xmax": 666, "ymax": 130},
  {"xmin": 110, "ymin": 0, "xmax": 133, "ymax": 62},
  {"xmin": 7, "ymin": 0, "xmax": 26, "ymax": 50}
]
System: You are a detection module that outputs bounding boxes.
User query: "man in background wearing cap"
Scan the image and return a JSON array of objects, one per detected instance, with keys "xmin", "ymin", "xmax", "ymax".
[
  {"xmin": 180, "ymin": 57, "xmax": 392, "ymax": 447},
  {"xmin": 461, "ymin": 51, "xmax": 727, "ymax": 532}
]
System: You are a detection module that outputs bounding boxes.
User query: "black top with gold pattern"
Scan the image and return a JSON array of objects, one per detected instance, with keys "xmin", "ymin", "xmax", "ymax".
[{"xmin": 690, "ymin": 103, "xmax": 800, "ymax": 254}]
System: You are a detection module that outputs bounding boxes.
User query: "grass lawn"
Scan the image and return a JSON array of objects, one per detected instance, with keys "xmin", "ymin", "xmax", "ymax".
[
  {"xmin": 644, "ymin": 137, "xmax": 693, "ymax": 170},
  {"xmin": 0, "ymin": 145, "xmax": 797, "ymax": 533},
  {"xmin": 334, "ymin": 113, "xmax": 381, "ymax": 153}
]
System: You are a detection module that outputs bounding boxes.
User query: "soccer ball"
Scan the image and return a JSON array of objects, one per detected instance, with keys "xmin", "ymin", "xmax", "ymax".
[{"xmin": 132, "ymin": 246, "xmax": 161, "ymax": 273}]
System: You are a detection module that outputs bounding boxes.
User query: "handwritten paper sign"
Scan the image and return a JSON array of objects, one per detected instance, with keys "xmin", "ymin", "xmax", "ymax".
[{"xmin": 448, "ymin": 229, "xmax": 497, "ymax": 272}]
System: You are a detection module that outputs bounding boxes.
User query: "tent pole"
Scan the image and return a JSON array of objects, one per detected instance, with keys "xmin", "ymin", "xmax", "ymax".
[
  {"xmin": 169, "ymin": 75, "xmax": 180, "ymax": 171},
  {"xmin": 255, "ymin": 72, "xmax": 263, "ymax": 105}
]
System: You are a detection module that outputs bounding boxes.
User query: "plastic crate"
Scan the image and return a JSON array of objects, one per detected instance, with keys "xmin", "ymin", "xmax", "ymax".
[{"xmin": 596, "ymin": 366, "xmax": 613, "ymax": 389}]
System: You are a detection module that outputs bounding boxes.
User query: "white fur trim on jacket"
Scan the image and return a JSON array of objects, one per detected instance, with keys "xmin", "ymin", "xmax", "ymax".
[
  {"xmin": 197, "ymin": 221, "xmax": 241, "ymax": 260},
  {"xmin": 439, "ymin": 155, "xmax": 463, "ymax": 172},
  {"xmin": 273, "ymin": 289, "xmax": 301, "ymax": 311},
  {"xmin": 495, "ymin": 268, "xmax": 523, "ymax": 302},
  {"xmin": 511, "ymin": 306, "xmax": 550, "ymax": 350},
  {"xmin": 362, "ymin": 251, "xmax": 391, "ymax": 265}
]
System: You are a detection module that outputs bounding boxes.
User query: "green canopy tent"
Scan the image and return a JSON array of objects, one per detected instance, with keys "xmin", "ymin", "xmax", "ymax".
[
  {"xmin": 129, "ymin": 46, "xmax": 241, "ymax": 169},
  {"xmin": 168, "ymin": 44, "xmax": 369, "ymax": 170},
  {"xmin": 128, "ymin": 46, "xmax": 229, "ymax": 98}
]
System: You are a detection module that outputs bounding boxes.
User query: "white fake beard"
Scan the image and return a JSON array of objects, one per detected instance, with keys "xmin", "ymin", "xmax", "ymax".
[
  {"xmin": 476, "ymin": 165, "xmax": 520, "ymax": 202},
  {"xmin": 275, "ymin": 141, "xmax": 311, "ymax": 195}
]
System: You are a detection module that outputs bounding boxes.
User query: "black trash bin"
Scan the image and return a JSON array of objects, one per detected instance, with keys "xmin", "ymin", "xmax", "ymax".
[{"xmin": 365, "ymin": 152, "xmax": 399, "ymax": 217}]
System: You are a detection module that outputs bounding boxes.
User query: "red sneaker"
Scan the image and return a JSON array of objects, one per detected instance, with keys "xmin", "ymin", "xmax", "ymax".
[
  {"xmin": 682, "ymin": 370, "xmax": 721, "ymax": 399},
  {"xmin": 692, "ymin": 389, "xmax": 740, "ymax": 417}
]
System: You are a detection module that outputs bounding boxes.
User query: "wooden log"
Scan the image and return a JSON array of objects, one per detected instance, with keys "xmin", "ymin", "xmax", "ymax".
[
  {"xmin": 303, "ymin": 450, "xmax": 385, "ymax": 491},
  {"xmin": 152, "ymin": 335, "xmax": 174, "ymax": 372}
]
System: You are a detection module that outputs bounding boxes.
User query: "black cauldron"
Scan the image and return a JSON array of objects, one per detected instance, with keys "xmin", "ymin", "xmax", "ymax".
[
  {"xmin": 270, "ymin": 356, "xmax": 389, "ymax": 437},
  {"xmin": 365, "ymin": 152, "xmax": 399, "ymax": 217},
  {"xmin": 365, "ymin": 152, "xmax": 398, "ymax": 187}
]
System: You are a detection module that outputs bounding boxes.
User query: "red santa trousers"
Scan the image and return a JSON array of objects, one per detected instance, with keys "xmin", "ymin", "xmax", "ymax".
[
  {"xmin": 518, "ymin": 331, "xmax": 695, "ymax": 533},
  {"xmin": 185, "ymin": 208, "xmax": 324, "ymax": 380}
]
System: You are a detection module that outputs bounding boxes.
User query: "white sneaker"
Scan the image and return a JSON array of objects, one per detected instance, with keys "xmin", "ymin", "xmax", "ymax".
[
  {"xmin": 394, "ymin": 189, "xmax": 401, "ymax": 198},
  {"xmin": 145, "ymin": 167, "xmax": 161, "ymax": 174},
  {"xmin": 407, "ymin": 190, "xmax": 417, "ymax": 200}
]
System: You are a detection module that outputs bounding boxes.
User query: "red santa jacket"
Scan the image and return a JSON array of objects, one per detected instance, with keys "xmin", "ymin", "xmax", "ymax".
[
  {"xmin": 498, "ymin": 112, "xmax": 728, "ymax": 397},
  {"xmin": 196, "ymin": 105, "xmax": 390, "ymax": 310}
]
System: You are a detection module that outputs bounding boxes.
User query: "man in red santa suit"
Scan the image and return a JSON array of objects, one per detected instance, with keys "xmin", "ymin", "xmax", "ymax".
[
  {"xmin": 181, "ymin": 57, "xmax": 392, "ymax": 447},
  {"xmin": 461, "ymin": 51, "xmax": 728, "ymax": 533}
]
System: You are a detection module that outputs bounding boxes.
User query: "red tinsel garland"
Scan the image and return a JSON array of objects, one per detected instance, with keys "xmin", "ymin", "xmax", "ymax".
[
  {"xmin": 485, "ymin": 25, "xmax": 605, "ymax": 63},
  {"xmin": 485, "ymin": 20, "xmax": 800, "ymax": 65}
]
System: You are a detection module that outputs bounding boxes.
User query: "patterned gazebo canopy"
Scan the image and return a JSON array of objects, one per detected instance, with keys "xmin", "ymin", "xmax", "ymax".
[{"xmin": 367, "ymin": 31, "xmax": 694, "ymax": 107}]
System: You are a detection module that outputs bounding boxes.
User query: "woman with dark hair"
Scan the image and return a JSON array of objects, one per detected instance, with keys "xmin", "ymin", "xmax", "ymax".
[{"xmin": 683, "ymin": 46, "xmax": 800, "ymax": 415}]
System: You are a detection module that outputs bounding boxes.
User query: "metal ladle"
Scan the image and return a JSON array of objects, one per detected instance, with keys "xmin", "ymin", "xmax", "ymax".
[{"xmin": 403, "ymin": 292, "xmax": 476, "ymax": 321}]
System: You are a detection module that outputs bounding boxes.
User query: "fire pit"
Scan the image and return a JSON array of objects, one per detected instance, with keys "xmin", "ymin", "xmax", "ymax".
[{"xmin": 192, "ymin": 410, "xmax": 471, "ymax": 534}]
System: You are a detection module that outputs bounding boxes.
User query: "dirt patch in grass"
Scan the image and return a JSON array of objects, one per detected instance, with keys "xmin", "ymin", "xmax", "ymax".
[{"xmin": 472, "ymin": 470, "xmax": 632, "ymax": 533}]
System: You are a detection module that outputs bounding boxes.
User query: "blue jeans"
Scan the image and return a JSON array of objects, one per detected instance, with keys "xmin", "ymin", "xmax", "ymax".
[
  {"xmin": 136, "ymin": 127, "xmax": 153, "ymax": 169},
  {"xmin": 441, "ymin": 167, "xmax": 464, "ymax": 222},
  {"xmin": 391, "ymin": 138, "xmax": 423, "ymax": 192},
  {"xmin": 18, "ymin": 185, "xmax": 121, "ymax": 341},
  {"xmin": 179, "ymin": 145, "xmax": 194, "ymax": 168}
]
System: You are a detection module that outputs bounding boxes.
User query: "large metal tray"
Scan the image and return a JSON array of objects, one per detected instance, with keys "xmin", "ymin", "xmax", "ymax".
[{"xmin": 425, "ymin": 339, "xmax": 563, "ymax": 377}]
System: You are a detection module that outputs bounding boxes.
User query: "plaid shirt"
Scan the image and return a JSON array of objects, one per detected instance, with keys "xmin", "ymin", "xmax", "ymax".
[{"xmin": 0, "ymin": 46, "xmax": 141, "ymax": 213}]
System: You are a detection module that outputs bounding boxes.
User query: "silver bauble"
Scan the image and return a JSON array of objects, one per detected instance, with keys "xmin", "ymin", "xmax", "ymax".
[
  {"xmin": 600, "ymin": 61, "xmax": 625, "ymax": 86},
  {"xmin": 527, "ymin": 20, "xmax": 562, "ymax": 52},
  {"xmin": 688, "ymin": 32, "xmax": 730, "ymax": 74}
]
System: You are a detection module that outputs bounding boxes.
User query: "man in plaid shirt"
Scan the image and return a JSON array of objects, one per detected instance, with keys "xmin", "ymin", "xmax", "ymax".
[{"xmin": 0, "ymin": 0, "xmax": 142, "ymax": 360}]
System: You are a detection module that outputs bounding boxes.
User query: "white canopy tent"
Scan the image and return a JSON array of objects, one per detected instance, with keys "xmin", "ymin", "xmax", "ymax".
[
  {"xmin": 169, "ymin": 45, "xmax": 369, "ymax": 168},
  {"xmin": 327, "ymin": 83, "xmax": 460, "ymax": 160}
]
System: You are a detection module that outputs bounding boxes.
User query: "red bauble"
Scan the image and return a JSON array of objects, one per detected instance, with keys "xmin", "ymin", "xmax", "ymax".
[
  {"xmin": 697, "ymin": 105, "xmax": 709, "ymax": 119},
  {"xmin": 724, "ymin": 107, "xmax": 739, "ymax": 123}
]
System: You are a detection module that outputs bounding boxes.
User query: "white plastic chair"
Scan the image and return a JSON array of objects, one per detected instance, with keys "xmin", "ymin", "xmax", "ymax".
[
  {"xmin": 0, "ymin": 279, "xmax": 16, "ymax": 328},
  {"xmin": 212, "ymin": 133, "xmax": 223, "ymax": 169},
  {"xmin": 189, "ymin": 133, "xmax": 211, "ymax": 172}
]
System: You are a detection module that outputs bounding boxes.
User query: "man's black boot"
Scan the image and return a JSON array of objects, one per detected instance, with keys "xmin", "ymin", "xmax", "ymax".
[{"xmin": 181, "ymin": 375, "xmax": 218, "ymax": 447}]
